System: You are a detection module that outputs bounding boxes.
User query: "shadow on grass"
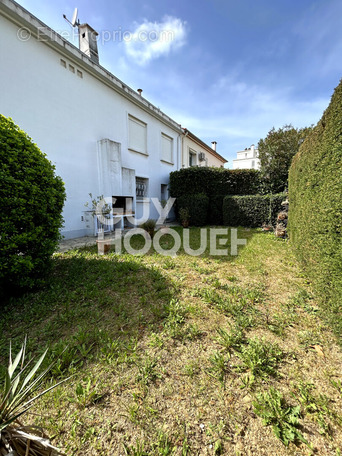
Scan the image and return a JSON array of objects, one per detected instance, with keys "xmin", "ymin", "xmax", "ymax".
[{"xmin": 0, "ymin": 250, "xmax": 176, "ymax": 377}]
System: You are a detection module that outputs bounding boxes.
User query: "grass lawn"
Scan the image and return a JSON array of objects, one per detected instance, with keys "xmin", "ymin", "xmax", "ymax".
[{"xmin": 0, "ymin": 227, "xmax": 341, "ymax": 455}]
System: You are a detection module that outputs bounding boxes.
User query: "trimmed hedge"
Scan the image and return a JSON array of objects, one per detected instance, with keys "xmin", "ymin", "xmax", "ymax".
[
  {"xmin": 177, "ymin": 194, "xmax": 209, "ymax": 226},
  {"xmin": 208, "ymin": 194, "xmax": 225, "ymax": 225},
  {"xmin": 169, "ymin": 167, "xmax": 262, "ymax": 198},
  {"xmin": 288, "ymin": 79, "xmax": 342, "ymax": 343},
  {"xmin": 0, "ymin": 115, "xmax": 66, "ymax": 292},
  {"xmin": 223, "ymin": 194, "xmax": 284, "ymax": 228}
]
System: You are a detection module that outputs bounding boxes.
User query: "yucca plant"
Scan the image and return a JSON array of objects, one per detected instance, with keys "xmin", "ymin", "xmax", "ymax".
[{"xmin": 0, "ymin": 338, "xmax": 68, "ymax": 455}]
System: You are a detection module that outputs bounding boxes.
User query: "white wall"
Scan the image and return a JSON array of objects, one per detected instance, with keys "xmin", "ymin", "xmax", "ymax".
[
  {"xmin": 0, "ymin": 9, "xmax": 181, "ymax": 238},
  {"xmin": 182, "ymin": 135, "xmax": 226, "ymax": 168},
  {"xmin": 232, "ymin": 147, "xmax": 260, "ymax": 170}
]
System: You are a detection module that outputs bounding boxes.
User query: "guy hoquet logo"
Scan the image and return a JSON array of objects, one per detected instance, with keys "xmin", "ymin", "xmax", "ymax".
[{"xmin": 94, "ymin": 197, "xmax": 247, "ymax": 257}]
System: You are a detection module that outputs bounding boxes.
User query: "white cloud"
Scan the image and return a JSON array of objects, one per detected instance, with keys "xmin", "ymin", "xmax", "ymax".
[{"xmin": 124, "ymin": 16, "xmax": 187, "ymax": 65}]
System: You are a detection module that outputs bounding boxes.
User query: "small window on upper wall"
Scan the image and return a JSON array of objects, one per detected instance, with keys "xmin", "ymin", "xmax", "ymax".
[
  {"xmin": 136, "ymin": 177, "xmax": 148, "ymax": 200},
  {"xmin": 128, "ymin": 115, "xmax": 147, "ymax": 155},
  {"xmin": 161, "ymin": 133, "xmax": 173, "ymax": 163},
  {"xmin": 189, "ymin": 150, "xmax": 197, "ymax": 167}
]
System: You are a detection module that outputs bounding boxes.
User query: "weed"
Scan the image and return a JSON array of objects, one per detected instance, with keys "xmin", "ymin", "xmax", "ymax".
[
  {"xmin": 253, "ymin": 387, "xmax": 309, "ymax": 447},
  {"xmin": 123, "ymin": 440, "xmax": 149, "ymax": 455},
  {"xmin": 236, "ymin": 338, "xmax": 283, "ymax": 386},
  {"xmin": 74, "ymin": 377, "xmax": 104, "ymax": 408},
  {"xmin": 215, "ymin": 326, "xmax": 245, "ymax": 353},
  {"xmin": 330, "ymin": 378, "xmax": 342, "ymax": 394},
  {"xmin": 292, "ymin": 381, "xmax": 339, "ymax": 435},
  {"xmin": 153, "ymin": 431, "xmax": 176, "ymax": 455},
  {"xmin": 135, "ymin": 356, "xmax": 162, "ymax": 385},
  {"xmin": 183, "ymin": 361, "xmax": 200, "ymax": 378},
  {"xmin": 208, "ymin": 351, "xmax": 230, "ymax": 385}
]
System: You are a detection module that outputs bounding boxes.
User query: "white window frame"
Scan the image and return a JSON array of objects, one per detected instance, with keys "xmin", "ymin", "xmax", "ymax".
[
  {"xmin": 189, "ymin": 149, "xmax": 197, "ymax": 167},
  {"xmin": 128, "ymin": 114, "xmax": 147, "ymax": 155},
  {"xmin": 160, "ymin": 132, "xmax": 174, "ymax": 164}
]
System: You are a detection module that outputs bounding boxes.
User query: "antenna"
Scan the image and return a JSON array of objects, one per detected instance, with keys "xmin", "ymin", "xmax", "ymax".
[{"xmin": 63, "ymin": 7, "xmax": 80, "ymax": 27}]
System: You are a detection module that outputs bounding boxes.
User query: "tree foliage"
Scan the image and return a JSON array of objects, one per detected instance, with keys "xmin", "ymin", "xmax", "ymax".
[
  {"xmin": 258, "ymin": 125, "xmax": 312, "ymax": 193},
  {"xmin": 0, "ymin": 115, "xmax": 66, "ymax": 293}
]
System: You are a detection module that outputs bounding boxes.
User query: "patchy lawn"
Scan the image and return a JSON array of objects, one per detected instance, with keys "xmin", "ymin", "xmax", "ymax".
[{"xmin": 0, "ymin": 227, "xmax": 341, "ymax": 455}]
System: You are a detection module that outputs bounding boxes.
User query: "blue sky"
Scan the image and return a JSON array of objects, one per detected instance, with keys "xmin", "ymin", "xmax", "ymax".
[{"xmin": 17, "ymin": 0, "xmax": 342, "ymax": 165}]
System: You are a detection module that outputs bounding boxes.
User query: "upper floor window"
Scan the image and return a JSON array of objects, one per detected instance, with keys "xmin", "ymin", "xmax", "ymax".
[
  {"xmin": 189, "ymin": 150, "xmax": 197, "ymax": 167},
  {"xmin": 128, "ymin": 115, "xmax": 147, "ymax": 155},
  {"xmin": 161, "ymin": 133, "xmax": 173, "ymax": 163}
]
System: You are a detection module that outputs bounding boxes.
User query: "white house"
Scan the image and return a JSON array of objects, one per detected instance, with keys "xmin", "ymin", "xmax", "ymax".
[
  {"xmin": 182, "ymin": 129, "xmax": 227, "ymax": 168},
  {"xmin": 232, "ymin": 145, "xmax": 260, "ymax": 170},
  {"xmin": 0, "ymin": 0, "xmax": 184, "ymax": 239}
]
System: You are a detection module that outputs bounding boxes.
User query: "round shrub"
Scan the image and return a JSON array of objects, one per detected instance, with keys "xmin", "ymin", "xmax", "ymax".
[{"xmin": 0, "ymin": 115, "xmax": 66, "ymax": 292}]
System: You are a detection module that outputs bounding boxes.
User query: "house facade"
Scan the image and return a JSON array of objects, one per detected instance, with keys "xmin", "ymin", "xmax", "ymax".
[
  {"xmin": 182, "ymin": 129, "xmax": 227, "ymax": 168},
  {"xmin": 232, "ymin": 145, "xmax": 260, "ymax": 170},
  {"xmin": 0, "ymin": 0, "xmax": 184, "ymax": 239}
]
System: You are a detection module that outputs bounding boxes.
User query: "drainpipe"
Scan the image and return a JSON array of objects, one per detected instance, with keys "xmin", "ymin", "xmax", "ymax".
[{"xmin": 182, "ymin": 129, "xmax": 189, "ymax": 168}]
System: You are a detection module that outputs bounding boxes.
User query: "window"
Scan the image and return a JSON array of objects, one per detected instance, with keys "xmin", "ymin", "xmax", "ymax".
[
  {"xmin": 161, "ymin": 184, "xmax": 168, "ymax": 202},
  {"xmin": 252, "ymin": 160, "xmax": 255, "ymax": 168},
  {"xmin": 136, "ymin": 177, "xmax": 148, "ymax": 200},
  {"xmin": 189, "ymin": 150, "xmax": 197, "ymax": 167},
  {"xmin": 161, "ymin": 133, "xmax": 173, "ymax": 163},
  {"xmin": 128, "ymin": 115, "xmax": 147, "ymax": 155}
]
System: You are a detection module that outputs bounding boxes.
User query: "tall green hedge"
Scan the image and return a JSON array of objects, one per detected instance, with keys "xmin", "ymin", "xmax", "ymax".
[
  {"xmin": 177, "ymin": 194, "xmax": 209, "ymax": 226},
  {"xmin": 223, "ymin": 194, "xmax": 284, "ymax": 228},
  {"xmin": 0, "ymin": 115, "xmax": 66, "ymax": 293},
  {"xmin": 288, "ymin": 79, "xmax": 342, "ymax": 343},
  {"xmin": 169, "ymin": 167, "xmax": 262, "ymax": 198}
]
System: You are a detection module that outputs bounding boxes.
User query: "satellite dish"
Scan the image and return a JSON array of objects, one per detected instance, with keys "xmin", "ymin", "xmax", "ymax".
[
  {"xmin": 63, "ymin": 7, "xmax": 79, "ymax": 27},
  {"xmin": 71, "ymin": 8, "xmax": 78, "ymax": 27}
]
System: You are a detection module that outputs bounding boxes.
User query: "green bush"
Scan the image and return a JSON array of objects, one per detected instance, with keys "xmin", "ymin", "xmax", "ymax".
[
  {"xmin": 223, "ymin": 194, "xmax": 284, "ymax": 228},
  {"xmin": 288, "ymin": 79, "xmax": 342, "ymax": 343},
  {"xmin": 177, "ymin": 194, "xmax": 209, "ymax": 226},
  {"xmin": 0, "ymin": 115, "xmax": 66, "ymax": 292},
  {"xmin": 169, "ymin": 167, "xmax": 262, "ymax": 199},
  {"xmin": 208, "ymin": 194, "xmax": 225, "ymax": 225}
]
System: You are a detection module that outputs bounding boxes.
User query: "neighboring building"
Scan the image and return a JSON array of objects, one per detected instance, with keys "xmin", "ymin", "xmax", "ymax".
[
  {"xmin": 0, "ymin": 0, "xmax": 183, "ymax": 239},
  {"xmin": 232, "ymin": 145, "xmax": 260, "ymax": 170},
  {"xmin": 182, "ymin": 129, "xmax": 227, "ymax": 168}
]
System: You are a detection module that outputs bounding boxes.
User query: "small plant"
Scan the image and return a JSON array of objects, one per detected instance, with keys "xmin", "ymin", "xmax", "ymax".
[
  {"xmin": 236, "ymin": 338, "xmax": 283, "ymax": 386},
  {"xmin": 84, "ymin": 193, "xmax": 112, "ymax": 232},
  {"xmin": 0, "ymin": 338, "xmax": 68, "ymax": 455},
  {"xmin": 135, "ymin": 357, "xmax": 161, "ymax": 385},
  {"xmin": 292, "ymin": 381, "xmax": 336, "ymax": 435},
  {"xmin": 208, "ymin": 351, "xmax": 229, "ymax": 385},
  {"xmin": 253, "ymin": 387, "xmax": 309, "ymax": 447},
  {"xmin": 215, "ymin": 326, "xmax": 245, "ymax": 353},
  {"xmin": 74, "ymin": 377, "xmax": 103, "ymax": 408},
  {"xmin": 140, "ymin": 218, "xmax": 157, "ymax": 238},
  {"xmin": 179, "ymin": 207, "xmax": 190, "ymax": 228}
]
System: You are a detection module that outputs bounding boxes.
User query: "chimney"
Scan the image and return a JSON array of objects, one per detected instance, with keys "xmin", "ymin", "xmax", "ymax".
[
  {"xmin": 211, "ymin": 141, "xmax": 217, "ymax": 152},
  {"xmin": 250, "ymin": 144, "xmax": 255, "ymax": 155},
  {"xmin": 78, "ymin": 23, "xmax": 99, "ymax": 64},
  {"xmin": 137, "ymin": 89, "xmax": 143, "ymax": 96}
]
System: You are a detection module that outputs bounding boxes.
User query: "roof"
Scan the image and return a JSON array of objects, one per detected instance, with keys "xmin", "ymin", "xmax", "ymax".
[
  {"xmin": 183, "ymin": 128, "xmax": 228, "ymax": 163},
  {"xmin": 0, "ymin": 0, "xmax": 183, "ymax": 133}
]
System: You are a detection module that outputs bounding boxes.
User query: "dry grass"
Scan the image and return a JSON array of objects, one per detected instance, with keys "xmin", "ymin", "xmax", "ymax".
[{"xmin": 0, "ymin": 228, "xmax": 341, "ymax": 455}]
